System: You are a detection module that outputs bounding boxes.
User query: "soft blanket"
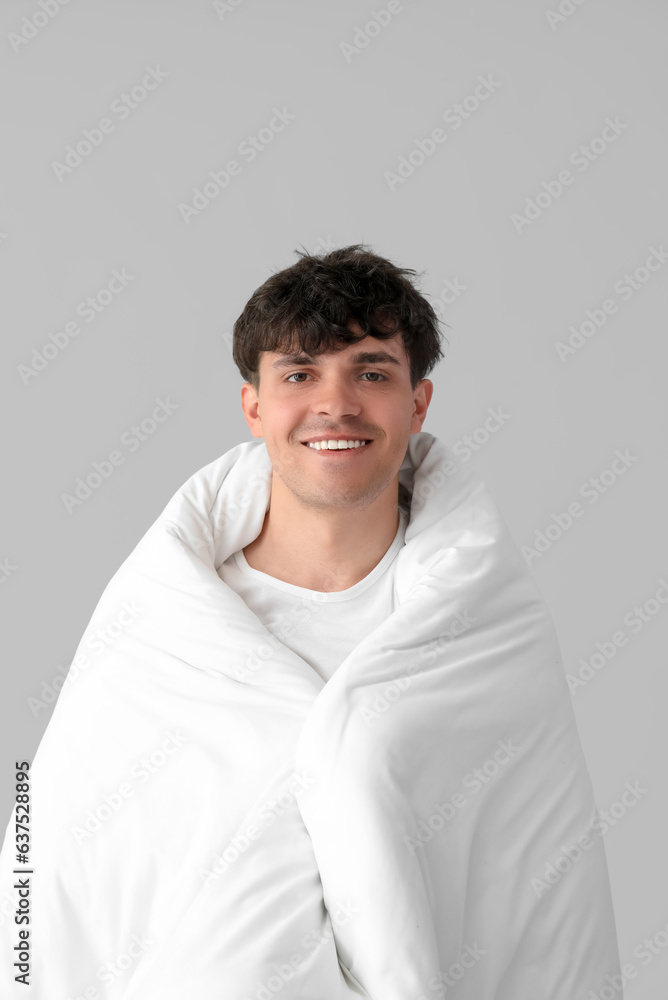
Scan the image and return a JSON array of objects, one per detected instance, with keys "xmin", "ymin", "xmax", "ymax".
[{"xmin": 0, "ymin": 431, "xmax": 622, "ymax": 999}]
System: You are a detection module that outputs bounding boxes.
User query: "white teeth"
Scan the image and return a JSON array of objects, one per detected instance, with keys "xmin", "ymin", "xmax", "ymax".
[{"xmin": 307, "ymin": 439, "xmax": 369, "ymax": 450}]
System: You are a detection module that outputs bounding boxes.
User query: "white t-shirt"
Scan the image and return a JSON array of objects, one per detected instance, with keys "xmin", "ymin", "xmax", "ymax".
[{"xmin": 218, "ymin": 508, "xmax": 409, "ymax": 684}]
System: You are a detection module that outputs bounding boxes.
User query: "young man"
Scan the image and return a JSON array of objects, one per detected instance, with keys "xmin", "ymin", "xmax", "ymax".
[
  {"xmin": 222, "ymin": 245, "xmax": 440, "ymax": 684},
  {"xmin": 0, "ymin": 245, "xmax": 622, "ymax": 999}
]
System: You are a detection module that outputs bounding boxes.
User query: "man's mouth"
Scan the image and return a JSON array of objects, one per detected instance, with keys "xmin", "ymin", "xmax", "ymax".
[{"xmin": 300, "ymin": 438, "xmax": 373, "ymax": 452}]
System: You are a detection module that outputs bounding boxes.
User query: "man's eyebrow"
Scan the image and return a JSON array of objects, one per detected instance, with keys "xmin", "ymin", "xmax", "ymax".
[{"xmin": 268, "ymin": 350, "xmax": 403, "ymax": 371}]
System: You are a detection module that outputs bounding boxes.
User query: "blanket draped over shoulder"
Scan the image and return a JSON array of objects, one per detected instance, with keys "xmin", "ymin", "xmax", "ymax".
[{"xmin": 0, "ymin": 432, "xmax": 622, "ymax": 999}]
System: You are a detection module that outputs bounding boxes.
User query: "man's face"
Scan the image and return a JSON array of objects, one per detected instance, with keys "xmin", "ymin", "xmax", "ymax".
[{"xmin": 240, "ymin": 325, "xmax": 433, "ymax": 513}]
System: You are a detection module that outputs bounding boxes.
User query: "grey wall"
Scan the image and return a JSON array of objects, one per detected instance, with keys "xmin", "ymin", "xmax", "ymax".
[{"xmin": 1, "ymin": 1, "xmax": 666, "ymax": 995}]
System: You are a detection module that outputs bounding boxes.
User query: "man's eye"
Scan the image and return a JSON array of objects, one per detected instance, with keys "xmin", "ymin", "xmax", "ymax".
[{"xmin": 285, "ymin": 371, "xmax": 388, "ymax": 382}]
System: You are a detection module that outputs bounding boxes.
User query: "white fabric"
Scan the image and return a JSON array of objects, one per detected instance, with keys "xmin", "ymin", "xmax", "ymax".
[
  {"xmin": 218, "ymin": 507, "xmax": 408, "ymax": 683},
  {"xmin": 0, "ymin": 431, "xmax": 622, "ymax": 999}
]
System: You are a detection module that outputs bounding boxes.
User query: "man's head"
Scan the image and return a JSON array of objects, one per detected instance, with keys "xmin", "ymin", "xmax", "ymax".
[
  {"xmin": 233, "ymin": 244, "xmax": 446, "ymax": 513},
  {"xmin": 233, "ymin": 243, "xmax": 445, "ymax": 395}
]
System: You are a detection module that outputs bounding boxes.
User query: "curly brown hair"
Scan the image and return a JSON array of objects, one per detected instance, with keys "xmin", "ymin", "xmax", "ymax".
[{"xmin": 232, "ymin": 243, "xmax": 448, "ymax": 392}]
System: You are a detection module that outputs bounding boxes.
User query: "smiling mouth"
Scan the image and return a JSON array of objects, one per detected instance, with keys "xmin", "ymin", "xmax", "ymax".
[{"xmin": 301, "ymin": 440, "xmax": 373, "ymax": 452}]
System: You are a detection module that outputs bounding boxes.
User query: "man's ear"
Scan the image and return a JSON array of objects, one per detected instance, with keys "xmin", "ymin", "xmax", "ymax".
[
  {"xmin": 240, "ymin": 383, "xmax": 264, "ymax": 439},
  {"xmin": 410, "ymin": 379, "xmax": 434, "ymax": 435}
]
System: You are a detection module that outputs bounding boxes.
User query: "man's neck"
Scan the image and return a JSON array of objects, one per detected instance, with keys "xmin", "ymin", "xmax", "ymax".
[{"xmin": 243, "ymin": 493, "xmax": 402, "ymax": 593}]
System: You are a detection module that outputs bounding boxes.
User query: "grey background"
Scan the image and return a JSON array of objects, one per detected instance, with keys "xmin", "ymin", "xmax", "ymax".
[{"xmin": 1, "ymin": 0, "xmax": 666, "ymax": 994}]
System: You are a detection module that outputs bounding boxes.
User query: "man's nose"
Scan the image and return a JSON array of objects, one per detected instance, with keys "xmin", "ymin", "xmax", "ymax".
[{"xmin": 310, "ymin": 376, "xmax": 363, "ymax": 416}]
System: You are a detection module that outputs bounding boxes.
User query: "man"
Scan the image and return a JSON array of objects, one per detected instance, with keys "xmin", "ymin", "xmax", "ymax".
[
  {"xmin": 0, "ymin": 245, "xmax": 622, "ymax": 999},
  {"xmin": 223, "ymin": 244, "xmax": 438, "ymax": 684}
]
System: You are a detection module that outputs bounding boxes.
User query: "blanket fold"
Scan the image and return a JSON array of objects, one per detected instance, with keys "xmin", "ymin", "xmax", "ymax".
[{"xmin": 0, "ymin": 431, "xmax": 621, "ymax": 999}]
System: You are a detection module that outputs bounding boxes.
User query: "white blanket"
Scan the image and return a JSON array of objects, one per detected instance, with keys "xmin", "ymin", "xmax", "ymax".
[{"xmin": 0, "ymin": 431, "xmax": 622, "ymax": 999}]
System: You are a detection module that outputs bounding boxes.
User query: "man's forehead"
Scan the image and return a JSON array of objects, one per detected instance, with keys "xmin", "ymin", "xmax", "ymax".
[{"xmin": 263, "ymin": 332, "xmax": 408, "ymax": 370}]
